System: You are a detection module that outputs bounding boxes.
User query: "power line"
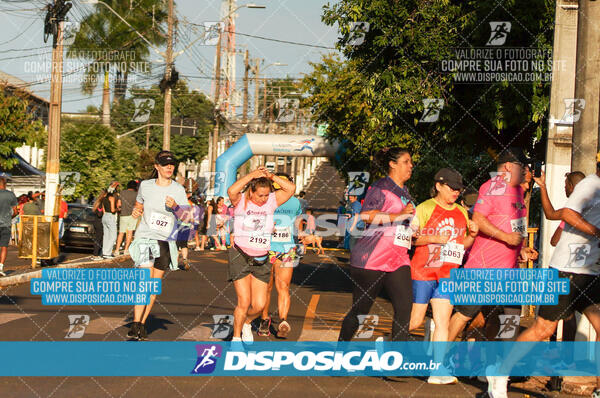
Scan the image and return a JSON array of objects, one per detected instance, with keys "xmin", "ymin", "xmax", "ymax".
[
  {"xmin": 0, "ymin": 18, "xmax": 37, "ymax": 46},
  {"xmin": 182, "ymin": 21, "xmax": 336, "ymax": 50}
]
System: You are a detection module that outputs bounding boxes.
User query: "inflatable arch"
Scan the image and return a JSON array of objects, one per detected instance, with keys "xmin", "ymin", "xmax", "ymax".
[{"xmin": 214, "ymin": 134, "xmax": 340, "ymax": 198}]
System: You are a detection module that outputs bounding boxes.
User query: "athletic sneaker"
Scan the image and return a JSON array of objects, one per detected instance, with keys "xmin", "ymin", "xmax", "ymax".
[
  {"xmin": 127, "ymin": 322, "xmax": 140, "ymax": 339},
  {"xmin": 278, "ymin": 320, "xmax": 291, "ymax": 338},
  {"xmin": 428, "ymin": 364, "xmax": 458, "ymax": 385},
  {"xmin": 592, "ymin": 389, "xmax": 600, "ymax": 398},
  {"xmin": 258, "ymin": 317, "xmax": 271, "ymax": 336},
  {"xmin": 427, "ymin": 375, "xmax": 458, "ymax": 385},
  {"xmin": 0, "ymin": 267, "xmax": 6, "ymax": 277},
  {"xmin": 241, "ymin": 322, "xmax": 254, "ymax": 343},
  {"xmin": 486, "ymin": 364, "xmax": 508, "ymax": 398},
  {"xmin": 102, "ymin": 254, "xmax": 115, "ymax": 259},
  {"xmin": 91, "ymin": 256, "xmax": 104, "ymax": 261},
  {"xmin": 138, "ymin": 323, "xmax": 148, "ymax": 341},
  {"xmin": 181, "ymin": 259, "xmax": 190, "ymax": 271}
]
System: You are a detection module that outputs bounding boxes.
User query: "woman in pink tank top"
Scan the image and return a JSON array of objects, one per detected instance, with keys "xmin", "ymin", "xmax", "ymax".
[{"xmin": 227, "ymin": 167, "xmax": 296, "ymax": 343}]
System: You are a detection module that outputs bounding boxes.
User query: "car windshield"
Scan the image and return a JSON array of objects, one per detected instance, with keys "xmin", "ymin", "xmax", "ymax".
[{"xmin": 66, "ymin": 207, "xmax": 94, "ymax": 222}]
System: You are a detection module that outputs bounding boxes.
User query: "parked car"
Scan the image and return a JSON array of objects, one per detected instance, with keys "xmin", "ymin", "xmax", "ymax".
[{"xmin": 60, "ymin": 204, "xmax": 97, "ymax": 250}]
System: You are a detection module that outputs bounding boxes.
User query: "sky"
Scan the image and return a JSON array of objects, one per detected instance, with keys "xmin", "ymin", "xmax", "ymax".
[{"xmin": 0, "ymin": 0, "xmax": 340, "ymax": 113}]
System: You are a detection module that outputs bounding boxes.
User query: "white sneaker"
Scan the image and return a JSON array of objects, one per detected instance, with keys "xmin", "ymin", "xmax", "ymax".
[
  {"xmin": 241, "ymin": 323, "xmax": 254, "ymax": 343},
  {"xmin": 486, "ymin": 364, "xmax": 508, "ymax": 398},
  {"xmin": 0, "ymin": 270, "xmax": 6, "ymax": 277},
  {"xmin": 427, "ymin": 375, "xmax": 458, "ymax": 385}
]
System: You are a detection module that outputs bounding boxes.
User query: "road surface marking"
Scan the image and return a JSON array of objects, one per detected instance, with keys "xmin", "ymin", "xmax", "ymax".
[{"xmin": 0, "ymin": 313, "xmax": 35, "ymax": 326}]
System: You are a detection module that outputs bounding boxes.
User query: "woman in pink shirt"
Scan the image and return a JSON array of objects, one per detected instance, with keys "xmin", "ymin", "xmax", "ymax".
[
  {"xmin": 338, "ymin": 147, "xmax": 416, "ymax": 341},
  {"xmin": 227, "ymin": 167, "xmax": 296, "ymax": 343}
]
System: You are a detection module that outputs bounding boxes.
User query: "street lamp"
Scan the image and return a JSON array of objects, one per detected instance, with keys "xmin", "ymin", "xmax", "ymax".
[{"xmin": 263, "ymin": 62, "xmax": 287, "ymax": 71}]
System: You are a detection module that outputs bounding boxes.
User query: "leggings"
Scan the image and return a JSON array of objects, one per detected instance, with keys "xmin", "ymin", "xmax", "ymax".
[{"xmin": 339, "ymin": 265, "xmax": 413, "ymax": 341}]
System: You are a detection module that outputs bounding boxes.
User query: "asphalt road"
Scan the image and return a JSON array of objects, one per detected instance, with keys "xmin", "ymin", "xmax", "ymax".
[{"xmin": 0, "ymin": 249, "xmax": 581, "ymax": 397}]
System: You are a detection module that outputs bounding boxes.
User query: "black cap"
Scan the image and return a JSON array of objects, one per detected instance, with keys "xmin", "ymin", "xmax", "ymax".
[
  {"xmin": 496, "ymin": 147, "xmax": 529, "ymax": 166},
  {"xmin": 155, "ymin": 150, "xmax": 177, "ymax": 166},
  {"xmin": 434, "ymin": 168, "xmax": 464, "ymax": 191}
]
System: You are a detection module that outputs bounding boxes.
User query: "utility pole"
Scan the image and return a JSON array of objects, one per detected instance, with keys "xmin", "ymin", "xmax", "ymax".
[
  {"xmin": 571, "ymin": 0, "xmax": 600, "ymax": 174},
  {"xmin": 253, "ymin": 59, "xmax": 260, "ymax": 125},
  {"xmin": 263, "ymin": 78, "xmax": 267, "ymax": 123},
  {"xmin": 101, "ymin": 69, "xmax": 110, "ymax": 126},
  {"xmin": 44, "ymin": 0, "xmax": 71, "ymax": 217},
  {"xmin": 162, "ymin": 0, "xmax": 174, "ymax": 150},
  {"xmin": 242, "ymin": 49, "xmax": 249, "ymax": 125},
  {"xmin": 210, "ymin": 31, "xmax": 223, "ymax": 175},
  {"xmin": 145, "ymin": 124, "xmax": 151, "ymax": 150}
]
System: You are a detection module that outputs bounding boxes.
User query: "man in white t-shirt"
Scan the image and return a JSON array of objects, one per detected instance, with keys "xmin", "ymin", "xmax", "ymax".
[{"xmin": 487, "ymin": 157, "xmax": 600, "ymax": 398}]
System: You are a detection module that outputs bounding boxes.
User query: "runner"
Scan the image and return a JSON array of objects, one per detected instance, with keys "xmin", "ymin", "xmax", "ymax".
[
  {"xmin": 408, "ymin": 168, "xmax": 478, "ymax": 384},
  {"xmin": 175, "ymin": 191, "xmax": 202, "ymax": 270},
  {"xmin": 447, "ymin": 148, "xmax": 538, "ymax": 343},
  {"xmin": 227, "ymin": 167, "xmax": 295, "ymax": 343},
  {"xmin": 258, "ymin": 173, "xmax": 302, "ymax": 338},
  {"xmin": 126, "ymin": 151, "xmax": 190, "ymax": 340},
  {"xmin": 215, "ymin": 197, "xmax": 229, "ymax": 250},
  {"xmin": 486, "ymin": 157, "xmax": 600, "ymax": 398},
  {"xmin": 338, "ymin": 147, "xmax": 416, "ymax": 341},
  {"xmin": 540, "ymin": 171, "xmax": 585, "ymax": 246}
]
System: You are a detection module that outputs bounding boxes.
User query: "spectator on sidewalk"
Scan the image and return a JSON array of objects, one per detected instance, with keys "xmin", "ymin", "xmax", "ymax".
[
  {"xmin": 101, "ymin": 182, "xmax": 119, "ymax": 259},
  {"xmin": 115, "ymin": 180, "xmax": 139, "ymax": 256},
  {"xmin": 0, "ymin": 176, "xmax": 17, "ymax": 277},
  {"xmin": 22, "ymin": 193, "xmax": 42, "ymax": 215},
  {"xmin": 347, "ymin": 195, "xmax": 364, "ymax": 250},
  {"xmin": 91, "ymin": 191, "xmax": 105, "ymax": 260},
  {"xmin": 58, "ymin": 198, "xmax": 68, "ymax": 239},
  {"xmin": 298, "ymin": 191, "xmax": 308, "ymax": 214}
]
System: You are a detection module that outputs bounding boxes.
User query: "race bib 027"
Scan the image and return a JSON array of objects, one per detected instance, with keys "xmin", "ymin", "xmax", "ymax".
[{"xmin": 149, "ymin": 212, "xmax": 173, "ymax": 234}]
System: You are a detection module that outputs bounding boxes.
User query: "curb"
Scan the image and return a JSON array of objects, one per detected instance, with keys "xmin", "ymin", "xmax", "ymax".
[
  {"xmin": 322, "ymin": 247, "xmax": 348, "ymax": 252},
  {"xmin": 0, "ymin": 255, "xmax": 130, "ymax": 288}
]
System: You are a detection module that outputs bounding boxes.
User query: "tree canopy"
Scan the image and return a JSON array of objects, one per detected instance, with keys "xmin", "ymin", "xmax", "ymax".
[
  {"xmin": 0, "ymin": 89, "xmax": 46, "ymax": 169},
  {"xmin": 303, "ymin": 0, "xmax": 554, "ymax": 201}
]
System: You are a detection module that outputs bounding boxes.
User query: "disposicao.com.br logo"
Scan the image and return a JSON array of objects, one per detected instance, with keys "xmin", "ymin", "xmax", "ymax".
[{"xmin": 190, "ymin": 343, "xmax": 442, "ymax": 376}]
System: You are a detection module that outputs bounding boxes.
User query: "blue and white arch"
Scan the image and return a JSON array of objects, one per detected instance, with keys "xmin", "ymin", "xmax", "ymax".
[{"xmin": 214, "ymin": 134, "xmax": 340, "ymax": 198}]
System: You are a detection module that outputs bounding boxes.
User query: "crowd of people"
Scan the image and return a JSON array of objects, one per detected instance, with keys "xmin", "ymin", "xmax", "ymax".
[{"xmin": 3, "ymin": 145, "xmax": 600, "ymax": 397}]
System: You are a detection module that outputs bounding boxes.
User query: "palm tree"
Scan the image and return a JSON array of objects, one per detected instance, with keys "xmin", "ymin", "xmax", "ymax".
[{"xmin": 67, "ymin": 0, "xmax": 167, "ymax": 125}]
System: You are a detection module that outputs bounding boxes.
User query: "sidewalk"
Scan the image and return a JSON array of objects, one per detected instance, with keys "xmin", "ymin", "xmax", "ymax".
[{"xmin": 0, "ymin": 244, "xmax": 108, "ymax": 287}]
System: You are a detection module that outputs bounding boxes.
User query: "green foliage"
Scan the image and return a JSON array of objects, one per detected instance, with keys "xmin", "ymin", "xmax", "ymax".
[
  {"xmin": 67, "ymin": 0, "xmax": 167, "ymax": 97},
  {"xmin": 60, "ymin": 122, "xmax": 139, "ymax": 200},
  {"xmin": 304, "ymin": 0, "xmax": 554, "ymax": 202},
  {"xmin": 0, "ymin": 89, "xmax": 46, "ymax": 169},
  {"xmin": 110, "ymin": 81, "xmax": 213, "ymax": 162}
]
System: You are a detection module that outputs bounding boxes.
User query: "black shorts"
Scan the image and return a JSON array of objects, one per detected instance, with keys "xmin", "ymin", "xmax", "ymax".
[
  {"xmin": 0, "ymin": 226, "xmax": 10, "ymax": 247},
  {"xmin": 227, "ymin": 246, "xmax": 271, "ymax": 284},
  {"xmin": 150, "ymin": 240, "xmax": 171, "ymax": 271},
  {"xmin": 538, "ymin": 270, "xmax": 600, "ymax": 321}
]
